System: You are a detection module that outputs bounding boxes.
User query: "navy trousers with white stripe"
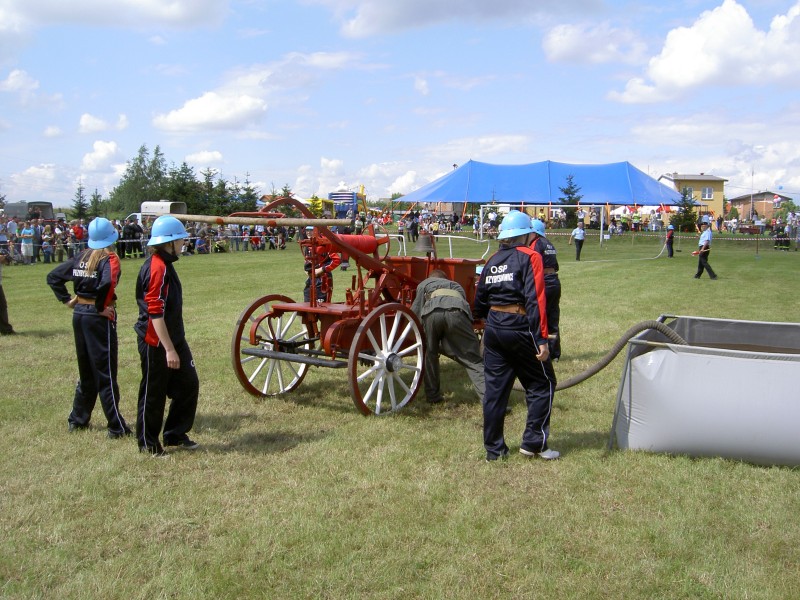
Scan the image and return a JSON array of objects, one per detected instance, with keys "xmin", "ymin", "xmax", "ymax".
[
  {"xmin": 136, "ymin": 337, "xmax": 199, "ymax": 453},
  {"xmin": 69, "ymin": 305, "xmax": 129, "ymax": 435},
  {"xmin": 483, "ymin": 326, "xmax": 556, "ymax": 459}
]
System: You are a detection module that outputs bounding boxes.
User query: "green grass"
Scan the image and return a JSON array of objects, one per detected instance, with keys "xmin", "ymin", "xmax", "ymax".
[{"xmin": 1, "ymin": 232, "xmax": 799, "ymax": 599}]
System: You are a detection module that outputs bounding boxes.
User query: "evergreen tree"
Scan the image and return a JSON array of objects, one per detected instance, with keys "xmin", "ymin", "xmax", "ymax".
[
  {"xmin": 88, "ymin": 188, "xmax": 105, "ymax": 218},
  {"xmin": 308, "ymin": 195, "xmax": 323, "ymax": 217},
  {"xmin": 235, "ymin": 174, "xmax": 260, "ymax": 213},
  {"xmin": 165, "ymin": 162, "xmax": 201, "ymax": 213},
  {"xmin": 670, "ymin": 188, "xmax": 698, "ymax": 232},
  {"xmin": 558, "ymin": 174, "xmax": 583, "ymax": 226},
  {"xmin": 108, "ymin": 144, "xmax": 153, "ymax": 214},
  {"xmin": 72, "ymin": 182, "xmax": 89, "ymax": 220}
]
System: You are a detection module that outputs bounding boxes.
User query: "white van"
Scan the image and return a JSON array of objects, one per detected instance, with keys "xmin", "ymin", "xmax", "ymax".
[{"xmin": 126, "ymin": 201, "xmax": 188, "ymax": 225}]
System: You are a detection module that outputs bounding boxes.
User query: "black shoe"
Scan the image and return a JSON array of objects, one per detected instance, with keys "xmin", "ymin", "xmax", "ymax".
[
  {"xmin": 694, "ymin": 275, "xmax": 701, "ymax": 279},
  {"xmin": 164, "ymin": 437, "xmax": 199, "ymax": 450},
  {"xmin": 68, "ymin": 423, "xmax": 88, "ymax": 433},
  {"xmin": 486, "ymin": 451, "xmax": 509, "ymax": 462},
  {"xmin": 0, "ymin": 328, "xmax": 16, "ymax": 335},
  {"xmin": 108, "ymin": 428, "xmax": 133, "ymax": 439},
  {"xmin": 710, "ymin": 276, "xmax": 718, "ymax": 280}
]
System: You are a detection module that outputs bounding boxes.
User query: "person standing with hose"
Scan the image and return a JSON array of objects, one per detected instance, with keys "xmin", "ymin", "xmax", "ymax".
[
  {"xmin": 47, "ymin": 217, "xmax": 132, "ymax": 438},
  {"xmin": 530, "ymin": 218, "xmax": 561, "ymax": 360},
  {"xmin": 474, "ymin": 210, "xmax": 558, "ymax": 462},
  {"xmin": 666, "ymin": 224, "xmax": 675, "ymax": 258},
  {"xmin": 134, "ymin": 216, "xmax": 200, "ymax": 456}
]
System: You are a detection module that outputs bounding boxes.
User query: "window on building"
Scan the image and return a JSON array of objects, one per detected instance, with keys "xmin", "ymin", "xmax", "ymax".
[
  {"xmin": 702, "ymin": 187, "xmax": 714, "ymax": 200},
  {"xmin": 682, "ymin": 187, "xmax": 694, "ymax": 199}
]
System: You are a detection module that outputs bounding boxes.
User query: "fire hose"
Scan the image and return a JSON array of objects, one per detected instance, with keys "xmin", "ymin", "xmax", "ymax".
[{"xmin": 513, "ymin": 320, "xmax": 688, "ymax": 392}]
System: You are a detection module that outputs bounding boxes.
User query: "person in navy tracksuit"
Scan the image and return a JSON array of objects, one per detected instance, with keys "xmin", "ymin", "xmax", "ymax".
[
  {"xmin": 529, "ymin": 218, "xmax": 561, "ymax": 360},
  {"xmin": 134, "ymin": 216, "xmax": 199, "ymax": 456},
  {"xmin": 47, "ymin": 217, "xmax": 132, "ymax": 438},
  {"xmin": 474, "ymin": 211, "xmax": 558, "ymax": 462}
]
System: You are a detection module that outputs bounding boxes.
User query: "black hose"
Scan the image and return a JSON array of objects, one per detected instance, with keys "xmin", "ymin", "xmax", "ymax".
[{"xmin": 555, "ymin": 320, "xmax": 687, "ymax": 390}]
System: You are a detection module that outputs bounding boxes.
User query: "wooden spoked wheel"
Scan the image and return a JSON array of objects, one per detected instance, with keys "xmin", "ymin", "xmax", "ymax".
[
  {"xmin": 348, "ymin": 303, "xmax": 424, "ymax": 415},
  {"xmin": 231, "ymin": 295, "xmax": 314, "ymax": 397}
]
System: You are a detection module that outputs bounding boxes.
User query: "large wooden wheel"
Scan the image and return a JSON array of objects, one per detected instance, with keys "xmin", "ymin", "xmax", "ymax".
[
  {"xmin": 232, "ymin": 294, "xmax": 314, "ymax": 397},
  {"xmin": 348, "ymin": 303, "xmax": 425, "ymax": 415}
]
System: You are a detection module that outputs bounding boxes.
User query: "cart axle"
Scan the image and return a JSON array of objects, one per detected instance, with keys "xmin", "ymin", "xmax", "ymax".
[{"xmin": 241, "ymin": 347, "xmax": 348, "ymax": 369}]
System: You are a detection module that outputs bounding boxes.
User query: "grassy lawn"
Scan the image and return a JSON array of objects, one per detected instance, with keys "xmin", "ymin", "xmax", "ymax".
[{"xmin": 1, "ymin": 230, "xmax": 798, "ymax": 599}]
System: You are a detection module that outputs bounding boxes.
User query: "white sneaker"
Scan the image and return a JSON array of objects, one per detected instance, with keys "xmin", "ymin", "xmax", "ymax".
[{"xmin": 520, "ymin": 448, "xmax": 560, "ymax": 460}]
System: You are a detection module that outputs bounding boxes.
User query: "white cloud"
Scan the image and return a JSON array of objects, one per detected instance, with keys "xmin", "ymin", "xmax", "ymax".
[
  {"xmin": 153, "ymin": 52, "xmax": 366, "ymax": 134},
  {"xmin": 543, "ymin": 22, "xmax": 646, "ymax": 65},
  {"xmin": 414, "ymin": 76, "xmax": 429, "ymax": 96},
  {"xmin": 43, "ymin": 125, "xmax": 62, "ymax": 137},
  {"xmin": 307, "ymin": 0, "xmax": 603, "ymax": 38},
  {"xmin": 153, "ymin": 92, "xmax": 267, "ymax": 132},
  {"xmin": 1, "ymin": 0, "xmax": 228, "ymax": 29},
  {"xmin": 611, "ymin": 0, "xmax": 800, "ymax": 104},
  {"xmin": 0, "ymin": 69, "xmax": 38, "ymax": 94},
  {"xmin": 185, "ymin": 150, "xmax": 224, "ymax": 166},
  {"xmin": 116, "ymin": 114, "xmax": 129, "ymax": 130},
  {"xmin": 79, "ymin": 113, "xmax": 108, "ymax": 133},
  {"xmin": 425, "ymin": 134, "xmax": 530, "ymax": 159},
  {"xmin": 81, "ymin": 140, "xmax": 122, "ymax": 172}
]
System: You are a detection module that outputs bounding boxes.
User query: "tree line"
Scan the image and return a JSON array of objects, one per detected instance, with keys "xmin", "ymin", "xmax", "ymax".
[{"xmin": 70, "ymin": 144, "xmax": 295, "ymax": 221}]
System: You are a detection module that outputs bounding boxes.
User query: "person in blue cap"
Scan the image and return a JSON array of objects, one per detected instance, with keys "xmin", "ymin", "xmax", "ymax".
[
  {"xmin": 47, "ymin": 217, "xmax": 132, "ymax": 438},
  {"xmin": 529, "ymin": 218, "xmax": 561, "ymax": 360},
  {"xmin": 134, "ymin": 215, "xmax": 200, "ymax": 456},
  {"xmin": 474, "ymin": 210, "xmax": 558, "ymax": 462}
]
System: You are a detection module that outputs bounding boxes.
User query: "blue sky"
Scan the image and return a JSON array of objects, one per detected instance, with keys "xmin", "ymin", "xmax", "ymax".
[{"xmin": 2, "ymin": 0, "xmax": 800, "ymax": 207}]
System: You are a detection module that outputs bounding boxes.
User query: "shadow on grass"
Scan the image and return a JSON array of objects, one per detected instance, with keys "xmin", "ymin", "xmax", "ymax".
[{"xmin": 202, "ymin": 429, "xmax": 331, "ymax": 455}]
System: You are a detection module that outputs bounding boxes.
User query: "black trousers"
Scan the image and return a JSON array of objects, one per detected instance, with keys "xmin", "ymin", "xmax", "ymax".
[
  {"xmin": 544, "ymin": 274, "xmax": 561, "ymax": 359},
  {"xmin": 482, "ymin": 324, "xmax": 556, "ymax": 459},
  {"xmin": 0, "ymin": 283, "xmax": 12, "ymax": 334},
  {"xmin": 574, "ymin": 239, "xmax": 584, "ymax": 261},
  {"xmin": 136, "ymin": 337, "xmax": 199, "ymax": 453},
  {"xmin": 69, "ymin": 306, "xmax": 129, "ymax": 435},
  {"xmin": 695, "ymin": 249, "xmax": 716, "ymax": 278}
]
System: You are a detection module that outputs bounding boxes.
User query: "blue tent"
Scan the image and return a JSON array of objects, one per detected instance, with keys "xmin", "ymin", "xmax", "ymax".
[{"xmin": 399, "ymin": 160, "xmax": 682, "ymax": 206}]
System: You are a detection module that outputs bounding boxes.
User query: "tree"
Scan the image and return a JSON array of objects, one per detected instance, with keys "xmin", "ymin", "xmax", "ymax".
[
  {"xmin": 88, "ymin": 188, "xmax": 105, "ymax": 218},
  {"xmin": 558, "ymin": 174, "xmax": 583, "ymax": 226},
  {"xmin": 165, "ymin": 162, "xmax": 201, "ymax": 213},
  {"xmin": 108, "ymin": 144, "xmax": 165, "ymax": 215},
  {"xmin": 72, "ymin": 182, "xmax": 89, "ymax": 221},
  {"xmin": 308, "ymin": 195, "xmax": 323, "ymax": 217},
  {"xmin": 232, "ymin": 173, "xmax": 260, "ymax": 213},
  {"xmin": 670, "ymin": 188, "xmax": 698, "ymax": 232}
]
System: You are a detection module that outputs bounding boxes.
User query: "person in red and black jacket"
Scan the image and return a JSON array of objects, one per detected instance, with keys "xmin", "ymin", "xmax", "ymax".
[
  {"xmin": 134, "ymin": 216, "xmax": 199, "ymax": 456},
  {"xmin": 47, "ymin": 218, "xmax": 132, "ymax": 438},
  {"xmin": 474, "ymin": 211, "xmax": 558, "ymax": 462},
  {"xmin": 302, "ymin": 227, "xmax": 341, "ymax": 303}
]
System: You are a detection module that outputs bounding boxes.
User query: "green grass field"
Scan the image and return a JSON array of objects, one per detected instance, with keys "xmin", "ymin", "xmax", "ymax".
[{"xmin": 1, "ymin": 230, "xmax": 799, "ymax": 599}]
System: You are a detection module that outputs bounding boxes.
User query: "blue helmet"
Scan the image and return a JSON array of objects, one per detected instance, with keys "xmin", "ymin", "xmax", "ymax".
[
  {"xmin": 498, "ymin": 210, "xmax": 534, "ymax": 240},
  {"xmin": 668, "ymin": 224, "xmax": 675, "ymax": 230},
  {"xmin": 88, "ymin": 217, "xmax": 119, "ymax": 249},
  {"xmin": 530, "ymin": 218, "xmax": 546, "ymax": 237},
  {"xmin": 148, "ymin": 215, "xmax": 188, "ymax": 246}
]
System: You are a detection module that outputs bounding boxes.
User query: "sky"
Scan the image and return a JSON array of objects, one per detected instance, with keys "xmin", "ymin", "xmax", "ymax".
[{"xmin": 2, "ymin": 0, "xmax": 800, "ymax": 208}]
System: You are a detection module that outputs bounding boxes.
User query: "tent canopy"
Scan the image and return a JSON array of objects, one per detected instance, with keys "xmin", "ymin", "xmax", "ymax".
[{"xmin": 399, "ymin": 160, "xmax": 682, "ymax": 206}]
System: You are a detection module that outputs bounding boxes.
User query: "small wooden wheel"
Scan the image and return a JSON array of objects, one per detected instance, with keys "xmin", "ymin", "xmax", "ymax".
[{"xmin": 231, "ymin": 295, "xmax": 313, "ymax": 396}]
